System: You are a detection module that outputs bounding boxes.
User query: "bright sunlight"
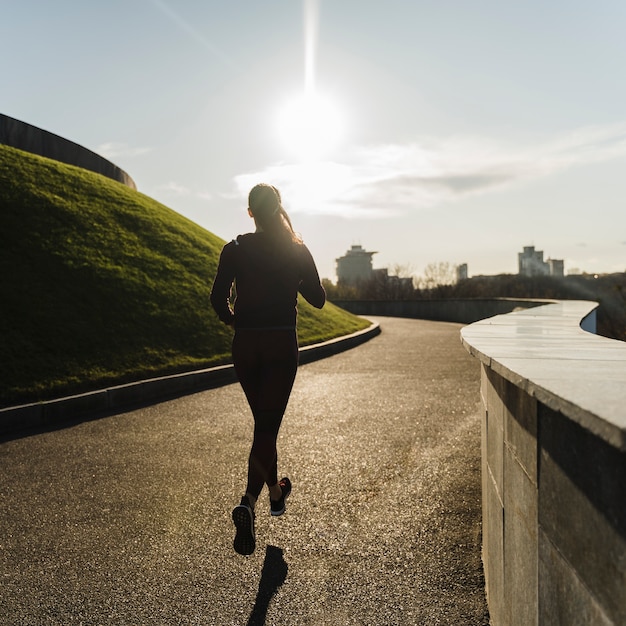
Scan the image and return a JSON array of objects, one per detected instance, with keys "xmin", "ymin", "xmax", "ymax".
[
  {"xmin": 274, "ymin": 0, "xmax": 346, "ymax": 160},
  {"xmin": 275, "ymin": 91, "xmax": 345, "ymax": 160}
]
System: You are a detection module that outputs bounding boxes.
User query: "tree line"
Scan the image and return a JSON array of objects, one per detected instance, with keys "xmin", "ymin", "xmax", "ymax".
[{"xmin": 324, "ymin": 268, "xmax": 626, "ymax": 343}]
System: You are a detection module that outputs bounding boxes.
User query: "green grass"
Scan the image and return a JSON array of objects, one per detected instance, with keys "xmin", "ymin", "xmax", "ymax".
[{"xmin": 0, "ymin": 144, "xmax": 370, "ymax": 407}]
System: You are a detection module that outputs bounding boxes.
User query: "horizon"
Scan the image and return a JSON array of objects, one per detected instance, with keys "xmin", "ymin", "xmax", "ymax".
[{"xmin": 3, "ymin": 1, "xmax": 626, "ymax": 280}]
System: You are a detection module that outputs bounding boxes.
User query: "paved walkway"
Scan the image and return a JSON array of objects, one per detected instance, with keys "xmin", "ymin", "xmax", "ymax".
[{"xmin": 0, "ymin": 317, "xmax": 488, "ymax": 625}]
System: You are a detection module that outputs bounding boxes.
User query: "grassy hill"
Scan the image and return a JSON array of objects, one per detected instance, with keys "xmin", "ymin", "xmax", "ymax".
[{"xmin": 0, "ymin": 144, "xmax": 369, "ymax": 408}]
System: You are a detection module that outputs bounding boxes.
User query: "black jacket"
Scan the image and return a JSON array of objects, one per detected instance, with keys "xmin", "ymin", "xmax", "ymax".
[{"xmin": 210, "ymin": 232, "xmax": 325, "ymax": 329}]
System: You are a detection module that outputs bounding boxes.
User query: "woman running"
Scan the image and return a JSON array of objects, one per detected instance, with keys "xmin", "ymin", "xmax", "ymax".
[{"xmin": 210, "ymin": 183, "xmax": 326, "ymax": 555}]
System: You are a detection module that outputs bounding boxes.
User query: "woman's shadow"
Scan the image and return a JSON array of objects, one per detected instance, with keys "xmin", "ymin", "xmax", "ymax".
[{"xmin": 247, "ymin": 545, "xmax": 288, "ymax": 626}]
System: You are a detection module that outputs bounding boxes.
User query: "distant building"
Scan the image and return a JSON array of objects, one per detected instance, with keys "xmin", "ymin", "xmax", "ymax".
[
  {"xmin": 518, "ymin": 246, "xmax": 564, "ymax": 277},
  {"xmin": 456, "ymin": 263, "xmax": 468, "ymax": 281},
  {"xmin": 519, "ymin": 246, "xmax": 548, "ymax": 276},
  {"xmin": 336, "ymin": 245, "xmax": 377, "ymax": 284},
  {"xmin": 547, "ymin": 258, "xmax": 564, "ymax": 277},
  {"xmin": 371, "ymin": 267, "xmax": 413, "ymax": 291}
]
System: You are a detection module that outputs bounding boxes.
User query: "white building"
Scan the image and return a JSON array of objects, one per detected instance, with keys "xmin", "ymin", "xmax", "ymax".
[
  {"xmin": 518, "ymin": 246, "xmax": 564, "ymax": 277},
  {"xmin": 336, "ymin": 245, "xmax": 377, "ymax": 284}
]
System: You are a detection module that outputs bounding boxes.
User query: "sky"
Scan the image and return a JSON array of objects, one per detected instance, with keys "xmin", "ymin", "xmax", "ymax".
[{"xmin": 3, "ymin": 0, "xmax": 626, "ymax": 280}]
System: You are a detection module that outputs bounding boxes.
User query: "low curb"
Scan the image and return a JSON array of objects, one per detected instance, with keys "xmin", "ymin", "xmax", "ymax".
[{"xmin": 0, "ymin": 322, "xmax": 381, "ymax": 437}]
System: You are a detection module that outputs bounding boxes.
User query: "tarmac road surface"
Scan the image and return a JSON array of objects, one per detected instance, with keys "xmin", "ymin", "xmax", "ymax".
[{"xmin": 0, "ymin": 316, "xmax": 489, "ymax": 625}]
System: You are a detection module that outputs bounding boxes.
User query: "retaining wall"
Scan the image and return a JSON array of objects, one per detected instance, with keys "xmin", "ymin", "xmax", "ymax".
[
  {"xmin": 331, "ymin": 298, "xmax": 549, "ymax": 324},
  {"xmin": 0, "ymin": 113, "xmax": 136, "ymax": 189},
  {"xmin": 0, "ymin": 322, "xmax": 381, "ymax": 436},
  {"xmin": 461, "ymin": 301, "xmax": 626, "ymax": 625}
]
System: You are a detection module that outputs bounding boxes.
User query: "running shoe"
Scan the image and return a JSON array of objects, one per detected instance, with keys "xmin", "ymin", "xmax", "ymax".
[
  {"xmin": 232, "ymin": 496, "xmax": 255, "ymax": 555},
  {"xmin": 270, "ymin": 477, "xmax": 292, "ymax": 516}
]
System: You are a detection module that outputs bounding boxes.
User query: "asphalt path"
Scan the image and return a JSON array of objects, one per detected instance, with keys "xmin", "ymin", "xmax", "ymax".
[{"xmin": 0, "ymin": 316, "xmax": 488, "ymax": 625}]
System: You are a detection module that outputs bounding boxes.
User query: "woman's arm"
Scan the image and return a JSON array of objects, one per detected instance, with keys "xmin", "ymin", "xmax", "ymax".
[
  {"xmin": 298, "ymin": 244, "xmax": 326, "ymax": 309},
  {"xmin": 210, "ymin": 243, "xmax": 237, "ymax": 325}
]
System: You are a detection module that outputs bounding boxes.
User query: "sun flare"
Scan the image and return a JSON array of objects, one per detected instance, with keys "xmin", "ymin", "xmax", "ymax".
[{"xmin": 275, "ymin": 91, "xmax": 344, "ymax": 160}]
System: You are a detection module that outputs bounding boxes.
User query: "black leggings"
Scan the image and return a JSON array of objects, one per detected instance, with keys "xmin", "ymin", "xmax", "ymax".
[{"xmin": 232, "ymin": 329, "xmax": 299, "ymax": 499}]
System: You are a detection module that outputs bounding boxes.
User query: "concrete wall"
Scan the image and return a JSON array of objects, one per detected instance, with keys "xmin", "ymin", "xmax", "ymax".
[
  {"xmin": 331, "ymin": 298, "xmax": 549, "ymax": 325},
  {"xmin": 461, "ymin": 301, "xmax": 626, "ymax": 625},
  {"xmin": 0, "ymin": 113, "xmax": 136, "ymax": 189}
]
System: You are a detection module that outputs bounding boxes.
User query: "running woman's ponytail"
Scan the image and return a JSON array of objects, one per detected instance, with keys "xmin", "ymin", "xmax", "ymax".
[{"xmin": 248, "ymin": 184, "xmax": 302, "ymax": 244}]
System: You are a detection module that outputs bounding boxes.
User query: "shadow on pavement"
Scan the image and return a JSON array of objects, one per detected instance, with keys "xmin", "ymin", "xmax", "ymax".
[{"xmin": 247, "ymin": 545, "xmax": 288, "ymax": 626}]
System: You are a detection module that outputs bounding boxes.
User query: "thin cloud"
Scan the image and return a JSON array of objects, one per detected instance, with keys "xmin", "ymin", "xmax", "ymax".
[
  {"xmin": 97, "ymin": 142, "xmax": 151, "ymax": 159},
  {"xmin": 234, "ymin": 122, "xmax": 626, "ymax": 218},
  {"xmin": 157, "ymin": 181, "xmax": 191, "ymax": 196},
  {"xmin": 234, "ymin": 162, "xmax": 392, "ymax": 219},
  {"xmin": 155, "ymin": 182, "xmax": 214, "ymax": 201}
]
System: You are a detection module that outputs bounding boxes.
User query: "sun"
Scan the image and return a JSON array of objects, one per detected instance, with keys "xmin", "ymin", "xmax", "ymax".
[{"xmin": 275, "ymin": 91, "xmax": 344, "ymax": 160}]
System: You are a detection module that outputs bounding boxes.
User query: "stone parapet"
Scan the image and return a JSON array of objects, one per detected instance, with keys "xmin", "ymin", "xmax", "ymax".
[{"xmin": 461, "ymin": 301, "xmax": 626, "ymax": 625}]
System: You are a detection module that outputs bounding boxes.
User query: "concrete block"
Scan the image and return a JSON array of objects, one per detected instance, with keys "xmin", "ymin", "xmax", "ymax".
[
  {"xmin": 0, "ymin": 403, "xmax": 44, "ymax": 435},
  {"xmin": 481, "ymin": 405, "xmax": 489, "ymax": 576},
  {"xmin": 539, "ymin": 405, "xmax": 626, "ymax": 624},
  {"xmin": 539, "ymin": 530, "xmax": 612, "ymax": 626},
  {"xmin": 484, "ymin": 465, "xmax": 505, "ymax": 624},
  {"xmin": 503, "ymin": 443, "xmax": 538, "ymax": 625},
  {"xmin": 485, "ymin": 369, "xmax": 504, "ymax": 499},
  {"xmin": 503, "ymin": 378, "xmax": 538, "ymax": 485},
  {"xmin": 106, "ymin": 381, "xmax": 148, "ymax": 408},
  {"xmin": 43, "ymin": 391, "xmax": 108, "ymax": 425},
  {"xmin": 480, "ymin": 363, "xmax": 488, "ymax": 409},
  {"xmin": 481, "ymin": 367, "xmax": 488, "ymax": 471}
]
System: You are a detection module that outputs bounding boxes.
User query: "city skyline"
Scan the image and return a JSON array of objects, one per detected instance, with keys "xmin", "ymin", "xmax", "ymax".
[
  {"xmin": 334, "ymin": 242, "xmax": 576, "ymax": 283},
  {"xmin": 3, "ymin": 1, "xmax": 626, "ymax": 280}
]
